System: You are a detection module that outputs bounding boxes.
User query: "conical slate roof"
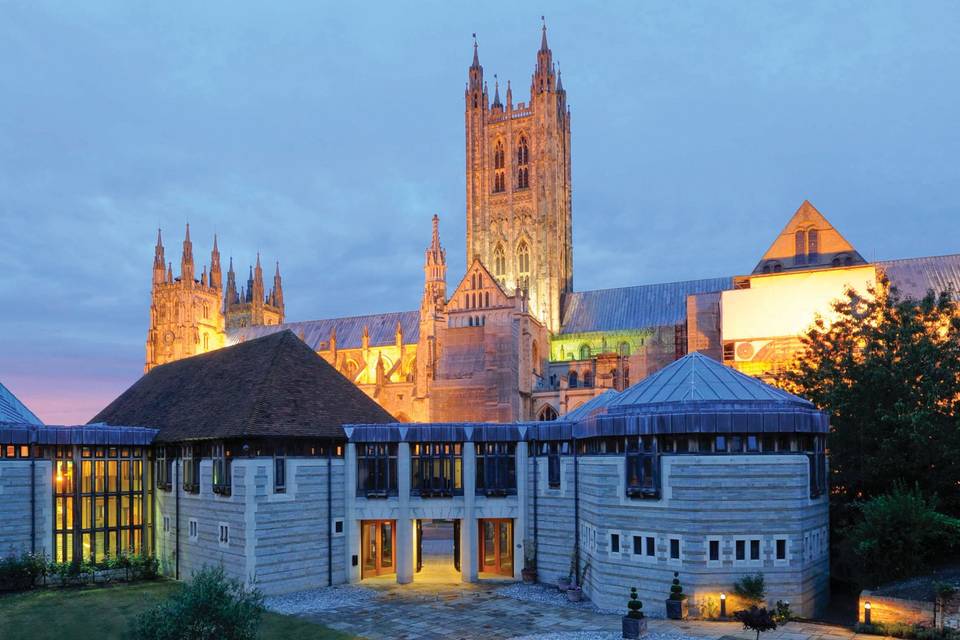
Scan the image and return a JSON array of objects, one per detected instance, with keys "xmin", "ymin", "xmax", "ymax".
[
  {"xmin": 609, "ymin": 352, "xmax": 810, "ymax": 408},
  {"xmin": 91, "ymin": 330, "xmax": 395, "ymax": 442}
]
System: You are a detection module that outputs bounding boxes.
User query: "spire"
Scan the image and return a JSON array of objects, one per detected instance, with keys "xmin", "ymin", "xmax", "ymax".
[
  {"xmin": 180, "ymin": 223, "xmax": 194, "ymax": 283},
  {"xmin": 166, "ymin": 262, "xmax": 173, "ymax": 284},
  {"xmin": 224, "ymin": 256, "xmax": 238, "ymax": 309},
  {"xmin": 492, "ymin": 75, "xmax": 502, "ymax": 109},
  {"xmin": 506, "ymin": 80, "xmax": 513, "ymax": 109},
  {"xmin": 153, "ymin": 228, "xmax": 166, "ymax": 285},
  {"xmin": 532, "ymin": 16, "xmax": 555, "ymax": 95},
  {"xmin": 467, "ymin": 32, "xmax": 484, "ymax": 98},
  {"xmin": 423, "ymin": 214, "xmax": 447, "ymax": 314},
  {"xmin": 271, "ymin": 260, "xmax": 284, "ymax": 314},
  {"xmin": 471, "ymin": 32, "xmax": 480, "ymax": 69},
  {"xmin": 252, "ymin": 252, "xmax": 265, "ymax": 306},
  {"xmin": 246, "ymin": 265, "xmax": 254, "ymax": 302},
  {"xmin": 557, "ymin": 67, "xmax": 564, "ymax": 92},
  {"xmin": 540, "ymin": 16, "xmax": 549, "ymax": 52},
  {"xmin": 209, "ymin": 234, "xmax": 222, "ymax": 291}
]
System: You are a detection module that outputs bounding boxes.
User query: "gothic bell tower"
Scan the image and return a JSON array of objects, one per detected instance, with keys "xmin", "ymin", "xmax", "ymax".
[{"xmin": 464, "ymin": 22, "xmax": 573, "ymax": 333}]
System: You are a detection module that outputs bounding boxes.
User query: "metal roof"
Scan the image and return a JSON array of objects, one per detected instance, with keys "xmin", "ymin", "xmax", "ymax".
[
  {"xmin": 877, "ymin": 254, "xmax": 960, "ymax": 300},
  {"xmin": 0, "ymin": 421, "xmax": 158, "ymax": 446},
  {"xmin": 227, "ymin": 310, "xmax": 420, "ymax": 350},
  {"xmin": 0, "ymin": 382, "xmax": 42, "ymax": 425},
  {"xmin": 559, "ymin": 277, "xmax": 733, "ymax": 334},
  {"xmin": 610, "ymin": 352, "xmax": 811, "ymax": 408}
]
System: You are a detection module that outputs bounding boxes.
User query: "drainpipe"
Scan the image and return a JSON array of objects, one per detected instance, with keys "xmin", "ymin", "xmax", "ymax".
[
  {"xmin": 327, "ymin": 441, "xmax": 333, "ymax": 586},
  {"xmin": 30, "ymin": 454, "xmax": 36, "ymax": 555},
  {"xmin": 531, "ymin": 439, "xmax": 539, "ymax": 568},
  {"xmin": 175, "ymin": 458, "xmax": 180, "ymax": 580},
  {"xmin": 572, "ymin": 436, "xmax": 580, "ymax": 585}
]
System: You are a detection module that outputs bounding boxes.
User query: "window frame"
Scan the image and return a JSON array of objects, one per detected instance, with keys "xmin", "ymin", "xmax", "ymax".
[
  {"xmin": 356, "ymin": 443, "xmax": 398, "ymax": 498},
  {"xmin": 411, "ymin": 442, "xmax": 462, "ymax": 497},
  {"xmin": 475, "ymin": 441, "xmax": 517, "ymax": 496}
]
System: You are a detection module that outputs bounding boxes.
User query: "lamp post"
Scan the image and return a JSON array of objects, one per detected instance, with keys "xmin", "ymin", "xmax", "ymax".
[
  {"xmin": 864, "ymin": 601, "xmax": 872, "ymax": 625},
  {"xmin": 720, "ymin": 592, "xmax": 727, "ymax": 619}
]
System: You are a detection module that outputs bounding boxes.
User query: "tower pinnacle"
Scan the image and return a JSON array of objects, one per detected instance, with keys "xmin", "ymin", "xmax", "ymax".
[
  {"xmin": 181, "ymin": 223, "xmax": 194, "ymax": 283},
  {"xmin": 153, "ymin": 228, "xmax": 166, "ymax": 285}
]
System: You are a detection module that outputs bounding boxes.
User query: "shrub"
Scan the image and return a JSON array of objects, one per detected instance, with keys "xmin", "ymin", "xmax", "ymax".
[
  {"xmin": 668, "ymin": 571, "xmax": 686, "ymax": 601},
  {"xmin": 735, "ymin": 605, "xmax": 778, "ymax": 640},
  {"xmin": 734, "ymin": 573, "xmax": 766, "ymax": 604},
  {"xmin": 626, "ymin": 587, "xmax": 644, "ymax": 619},
  {"xmin": 129, "ymin": 566, "xmax": 264, "ymax": 640},
  {"xmin": 773, "ymin": 600, "xmax": 792, "ymax": 623},
  {"xmin": 846, "ymin": 483, "xmax": 960, "ymax": 587},
  {"xmin": 855, "ymin": 622, "xmax": 960, "ymax": 640},
  {"xmin": 0, "ymin": 553, "xmax": 48, "ymax": 592}
]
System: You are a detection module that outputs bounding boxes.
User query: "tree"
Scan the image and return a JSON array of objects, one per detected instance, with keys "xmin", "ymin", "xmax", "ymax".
[
  {"xmin": 780, "ymin": 278, "xmax": 960, "ymax": 521},
  {"xmin": 846, "ymin": 483, "xmax": 960, "ymax": 587},
  {"xmin": 734, "ymin": 606, "xmax": 778, "ymax": 640},
  {"xmin": 129, "ymin": 566, "xmax": 264, "ymax": 640}
]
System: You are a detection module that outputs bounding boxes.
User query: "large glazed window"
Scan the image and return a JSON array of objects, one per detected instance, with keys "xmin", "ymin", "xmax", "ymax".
[
  {"xmin": 493, "ymin": 244, "xmax": 506, "ymax": 283},
  {"xmin": 516, "ymin": 241, "xmax": 530, "ymax": 296},
  {"xmin": 493, "ymin": 140, "xmax": 506, "ymax": 193},
  {"xmin": 411, "ymin": 442, "xmax": 462, "ymax": 497},
  {"xmin": 357, "ymin": 443, "xmax": 398, "ymax": 497},
  {"xmin": 211, "ymin": 442, "xmax": 231, "ymax": 496},
  {"xmin": 516, "ymin": 136, "xmax": 529, "ymax": 189},
  {"xmin": 155, "ymin": 446, "xmax": 172, "ymax": 491},
  {"xmin": 182, "ymin": 444, "xmax": 200, "ymax": 493},
  {"xmin": 62, "ymin": 445, "xmax": 146, "ymax": 562},
  {"xmin": 476, "ymin": 442, "xmax": 516, "ymax": 496},
  {"xmin": 625, "ymin": 436, "xmax": 660, "ymax": 499}
]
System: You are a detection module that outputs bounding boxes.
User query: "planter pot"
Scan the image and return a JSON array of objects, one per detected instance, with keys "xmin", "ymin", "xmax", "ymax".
[
  {"xmin": 665, "ymin": 598, "xmax": 688, "ymax": 620},
  {"xmin": 521, "ymin": 568, "xmax": 537, "ymax": 584},
  {"xmin": 622, "ymin": 615, "xmax": 647, "ymax": 639},
  {"xmin": 558, "ymin": 577, "xmax": 572, "ymax": 591},
  {"xmin": 566, "ymin": 587, "xmax": 583, "ymax": 602}
]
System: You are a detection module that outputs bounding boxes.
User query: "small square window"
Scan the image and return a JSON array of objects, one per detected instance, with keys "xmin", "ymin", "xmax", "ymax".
[
  {"xmin": 750, "ymin": 539, "xmax": 760, "ymax": 560},
  {"xmin": 633, "ymin": 535, "xmax": 643, "ymax": 555},
  {"xmin": 610, "ymin": 533, "xmax": 620, "ymax": 553},
  {"xmin": 736, "ymin": 540, "xmax": 746, "ymax": 561},
  {"xmin": 776, "ymin": 539, "xmax": 787, "ymax": 561},
  {"xmin": 162, "ymin": 516, "xmax": 170, "ymax": 533},
  {"xmin": 645, "ymin": 536, "xmax": 655, "ymax": 557},
  {"xmin": 670, "ymin": 538, "xmax": 680, "ymax": 560},
  {"xmin": 335, "ymin": 520, "xmax": 344, "ymax": 534},
  {"xmin": 715, "ymin": 436, "xmax": 726, "ymax": 452},
  {"xmin": 219, "ymin": 524, "xmax": 229, "ymax": 546},
  {"xmin": 189, "ymin": 519, "xmax": 198, "ymax": 541},
  {"xmin": 709, "ymin": 540, "xmax": 720, "ymax": 561}
]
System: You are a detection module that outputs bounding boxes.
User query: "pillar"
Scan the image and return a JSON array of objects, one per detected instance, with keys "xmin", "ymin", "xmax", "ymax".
[
  {"xmin": 514, "ymin": 440, "xmax": 528, "ymax": 581},
  {"xmin": 461, "ymin": 441, "xmax": 478, "ymax": 582},
  {"xmin": 344, "ymin": 442, "xmax": 360, "ymax": 583},
  {"xmin": 396, "ymin": 442, "xmax": 413, "ymax": 584}
]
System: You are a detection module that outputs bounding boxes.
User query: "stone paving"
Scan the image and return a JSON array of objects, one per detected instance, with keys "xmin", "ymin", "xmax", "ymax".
[{"xmin": 292, "ymin": 571, "xmax": 872, "ymax": 640}]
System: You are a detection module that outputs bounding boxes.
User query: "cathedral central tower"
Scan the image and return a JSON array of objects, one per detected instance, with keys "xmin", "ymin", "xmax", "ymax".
[{"xmin": 464, "ymin": 23, "xmax": 572, "ymax": 333}]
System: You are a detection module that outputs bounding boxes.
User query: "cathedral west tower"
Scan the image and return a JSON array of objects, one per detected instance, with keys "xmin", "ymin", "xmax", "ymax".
[{"xmin": 465, "ymin": 22, "xmax": 572, "ymax": 333}]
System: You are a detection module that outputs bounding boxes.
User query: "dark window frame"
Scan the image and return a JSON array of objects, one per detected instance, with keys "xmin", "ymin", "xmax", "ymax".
[
  {"xmin": 411, "ymin": 442, "xmax": 462, "ymax": 497},
  {"xmin": 356, "ymin": 443, "xmax": 398, "ymax": 498},
  {"xmin": 211, "ymin": 442, "xmax": 231, "ymax": 496},
  {"xmin": 182, "ymin": 444, "xmax": 200, "ymax": 494},
  {"xmin": 475, "ymin": 442, "xmax": 516, "ymax": 496},
  {"xmin": 625, "ymin": 436, "xmax": 661, "ymax": 499}
]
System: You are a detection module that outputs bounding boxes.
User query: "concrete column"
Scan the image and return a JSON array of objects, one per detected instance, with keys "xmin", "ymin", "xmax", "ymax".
[
  {"xmin": 514, "ymin": 440, "xmax": 528, "ymax": 581},
  {"xmin": 461, "ymin": 442, "xmax": 478, "ymax": 582},
  {"xmin": 396, "ymin": 442, "xmax": 413, "ymax": 584},
  {"xmin": 344, "ymin": 442, "xmax": 360, "ymax": 583}
]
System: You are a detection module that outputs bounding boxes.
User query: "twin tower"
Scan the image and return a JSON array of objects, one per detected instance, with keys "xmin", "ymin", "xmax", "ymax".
[{"xmin": 144, "ymin": 225, "xmax": 284, "ymax": 372}]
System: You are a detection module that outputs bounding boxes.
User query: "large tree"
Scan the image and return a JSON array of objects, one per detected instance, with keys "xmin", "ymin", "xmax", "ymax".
[{"xmin": 780, "ymin": 278, "xmax": 960, "ymax": 521}]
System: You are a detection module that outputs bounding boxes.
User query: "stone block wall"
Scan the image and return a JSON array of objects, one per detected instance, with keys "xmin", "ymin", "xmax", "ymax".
[
  {"xmin": 858, "ymin": 592, "xmax": 936, "ymax": 626},
  {"xmin": 0, "ymin": 460, "xmax": 52, "ymax": 558}
]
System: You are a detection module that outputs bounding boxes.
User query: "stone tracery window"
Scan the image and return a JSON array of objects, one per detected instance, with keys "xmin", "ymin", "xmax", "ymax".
[
  {"xmin": 795, "ymin": 230, "xmax": 807, "ymax": 265},
  {"xmin": 493, "ymin": 140, "xmax": 506, "ymax": 193},
  {"xmin": 516, "ymin": 241, "xmax": 530, "ymax": 296},
  {"xmin": 493, "ymin": 244, "xmax": 506, "ymax": 284},
  {"xmin": 516, "ymin": 136, "xmax": 529, "ymax": 189}
]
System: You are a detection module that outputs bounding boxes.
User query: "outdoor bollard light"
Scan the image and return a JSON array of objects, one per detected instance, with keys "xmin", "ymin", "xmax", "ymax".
[
  {"xmin": 720, "ymin": 592, "xmax": 727, "ymax": 618},
  {"xmin": 864, "ymin": 601, "xmax": 871, "ymax": 624}
]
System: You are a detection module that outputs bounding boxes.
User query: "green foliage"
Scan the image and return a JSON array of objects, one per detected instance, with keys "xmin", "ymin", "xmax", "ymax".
[
  {"xmin": 668, "ymin": 571, "xmax": 686, "ymax": 601},
  {"xmin": 779, "ymin": 280, "xmax": 960, "ymax": 582},
  {"xmin": 846, "ymin": 483, "xmax": 960, "ymax": 587},
  {"xmin": 734, "ymin": 606, "xmax": 778, "ymax": 640},
  {"xmin": 773, "ymin": 600, "xmax": 792, "ymax": 623},
  {"xmin": 129, "ymin": 566, "xmax": 264, "ymax": 640},
  {"xmin": 733, "ymin": 573, "xmax": 766, "ymax": 604},
  {"xmin": 0, "ymin": 553, "xmax": 48, "ymax": 592},
  {"xmin": 626, "ymin": 586, "xmax": 644, "ymax": 619},
  {"xmin": 856, "ymin": 622, "xmax": 960, "ymax": 640}
]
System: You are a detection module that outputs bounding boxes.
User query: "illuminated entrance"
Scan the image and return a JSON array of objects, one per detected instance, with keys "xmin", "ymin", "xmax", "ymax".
[
  {"xmin": 479, "ymin": 518, "xmax": 513, "ymax": 576},
  {"xmin": 360, "ymin": 519, "xmax": 395, "ymax": 578}
]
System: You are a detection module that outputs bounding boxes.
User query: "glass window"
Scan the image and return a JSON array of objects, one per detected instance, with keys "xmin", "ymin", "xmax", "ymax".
[
  {"xmin": 670, "ymin": 538, "xmax": 680, "ymax": 560},
  {"xmin": 709, "ymin": 539, "xmax": 720, "ymax": 561},
  {"xmin": 182, "ymin": 445, "xmax": 200, "ymax": 493},
  {"xmin": 633, "ymin": 535, "xmax": 643, "ymax": 555},
  {"xmin": 625, "ymin": 436, "xmax": 660, "ymax": 499},
  {"xmin": 776, "ymin": 539, "xmax": 787, "ymax": 561},
  {"xmin": 357, "ymin": 443, "xmax": 398, "ymax": 497},
  {"xmin": 411, "ymin": 442, "xmax": 462, "ymax": 497},
  {"xmin": 750, "ymin": 539, "xmax": 761, "ymax": 560},
  {"xmin": 646, "ymin": 536, "xmax": 655, "ymax": 557},
  {"xmin": 212, "ymin": 442, "xmax": 231, "ymax": 495},
  {"xmin": 736, "ymin": 539, "xmax": 746, "ymax": 561},
  {"xmin": 274, "ymin": 446, "xmax": 286, "ymax": 493},
  {"xmin": 610, "ymin": 533, "xmax": 620, "ymax": 553},
  {"xmin": 475, "ymin": 442, "xmax": 516, "ymax": 496}
]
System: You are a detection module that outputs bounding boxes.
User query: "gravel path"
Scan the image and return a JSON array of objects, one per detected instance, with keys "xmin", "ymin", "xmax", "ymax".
[
  {"xmin": 495, "ymin": 582, "xmax": 619, "ymax": 614},
  {"xmin": 263, "ymin": 584, "xmax": 379, "ymax": 615},
  {"xmin": 510, "ymin": 633, "xmax": 698, "ymax": 640}
]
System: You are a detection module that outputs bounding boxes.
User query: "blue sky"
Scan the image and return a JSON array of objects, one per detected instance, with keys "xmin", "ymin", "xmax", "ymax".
[{"xmin": 1, "ymin": 1, "xmax": 958, "ymax": 423}]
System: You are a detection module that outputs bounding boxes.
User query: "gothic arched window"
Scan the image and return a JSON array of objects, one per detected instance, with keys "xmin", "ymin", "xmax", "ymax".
[
  {"xmin": 807, "ymin": 229, "xmax": 819, "ymax": 262},
  {"xmin": 537, "ymin": 405, "xmax": 558, "ymax": 421},
  {"xmin": 493, "ymin": 140, "xmax": 506, "ymax": 193},
  {"xmin": 579, "ymin": 344, "xmax": 591, "ymax": 360},
  {"xmin": 516, "ymin": 241, "xmax": 530, "ymax": 296},
  {"xmin": 568, "ymin": 371, "xmax": 578, "ymax": 388},
  {"xmin": 516, "ymin": 136, "xmax": 529, "ymax": 189},
  {"xmin": 583, "ymin": 371, "xmax": 593, "ymax": 388},
  {"xmin": 795, "ymin": 230, "xmax": 807, "ymax": 265}
]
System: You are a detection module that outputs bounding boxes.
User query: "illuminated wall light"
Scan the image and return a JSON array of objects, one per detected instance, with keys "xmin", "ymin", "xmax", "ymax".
[{"xmin": 864, "ymin": 601, "xmax": 872, "ymax": 625}]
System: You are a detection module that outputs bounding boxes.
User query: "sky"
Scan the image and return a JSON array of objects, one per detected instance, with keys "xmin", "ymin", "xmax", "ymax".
[{"xmin": 1, "ymin": 1, "xmax": 958, "ymax": 424}]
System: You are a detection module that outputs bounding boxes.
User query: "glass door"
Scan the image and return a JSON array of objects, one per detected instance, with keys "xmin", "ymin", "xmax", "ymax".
[
  {"xmin": 360, "ymin": 519, "xmax": 396, "ymax": 578},
  {"xmin": 478, "ymin": 518, "xmax": 513, "ymax": 576}
]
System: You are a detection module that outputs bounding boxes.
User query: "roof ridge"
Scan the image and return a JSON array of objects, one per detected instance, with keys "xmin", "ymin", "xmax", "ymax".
[{"xmin": 573, "ymin": 275, "xmax": 732, "ymax": 297}]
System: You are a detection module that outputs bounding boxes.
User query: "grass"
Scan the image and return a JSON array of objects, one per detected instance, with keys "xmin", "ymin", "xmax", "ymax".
[{"xmin": 0, "ymin": 580, "xmax": 356, "ymax": 639}]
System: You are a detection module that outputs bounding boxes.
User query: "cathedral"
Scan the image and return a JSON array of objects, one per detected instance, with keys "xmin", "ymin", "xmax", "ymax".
[{"xmin": 145, "ymin": 25, "xmax": 960, "ymax": 423}]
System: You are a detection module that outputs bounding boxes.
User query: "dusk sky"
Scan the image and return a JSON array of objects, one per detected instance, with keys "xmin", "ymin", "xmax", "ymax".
[{"xmin": 1, "ymin": 1, "xmax": 958, "ymax": 424}]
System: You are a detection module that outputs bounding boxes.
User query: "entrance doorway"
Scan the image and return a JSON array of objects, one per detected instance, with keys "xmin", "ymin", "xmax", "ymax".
[
  {"xmin": 361, "ymin": 519, "xmax": 395, "ymax": 578},
  {"xmin": 479, "ymin": 518, "xmax": 513, "ymax": 576},
  {"xmin": 415, "ymin": 519, "xmax": 461, "ymax": 582}
]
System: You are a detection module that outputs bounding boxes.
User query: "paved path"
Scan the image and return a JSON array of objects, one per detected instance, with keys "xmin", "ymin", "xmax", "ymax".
[{"xmin": 297, "ymin": 576, "xmax": 866, "ymax": 640}]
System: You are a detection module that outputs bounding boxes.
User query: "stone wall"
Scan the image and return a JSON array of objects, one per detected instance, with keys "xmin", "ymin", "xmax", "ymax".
[
  {"xmin": 858, "ymin": 592, "xmax": 936, "ymax": 626},
  {"xmin": 0, "ymin": 460, "xmax": 52, "ymax": 558}
]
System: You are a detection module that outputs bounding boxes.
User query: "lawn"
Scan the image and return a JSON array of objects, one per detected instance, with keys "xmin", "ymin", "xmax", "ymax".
[{"xmin": 0, "ymin": 580, "xmax": 356, "ymax": 639}]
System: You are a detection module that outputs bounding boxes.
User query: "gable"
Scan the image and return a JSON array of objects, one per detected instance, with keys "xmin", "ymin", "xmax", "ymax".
[
  {"xmin": 753, "ymin": 200, "xmax": 866, "ymax": 274},
  {"xmin": 447, "ymin": 258, "xmax": 513, "ymax": 312}
]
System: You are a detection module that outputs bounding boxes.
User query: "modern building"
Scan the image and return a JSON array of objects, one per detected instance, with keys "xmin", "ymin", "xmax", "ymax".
[
  {"xmin": 142, "ymin": 27, "xmax": 960, "ymax": 425},
  {"xmin": 2, "ymin": 333, "xmax": 830, "ymax": 616}
]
